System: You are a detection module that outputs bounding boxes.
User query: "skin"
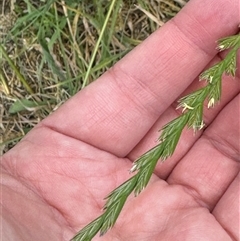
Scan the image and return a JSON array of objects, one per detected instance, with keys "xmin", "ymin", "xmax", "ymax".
[{"xmin": 1, "ymin": 0, "xmax": 239, "ymax": 240}]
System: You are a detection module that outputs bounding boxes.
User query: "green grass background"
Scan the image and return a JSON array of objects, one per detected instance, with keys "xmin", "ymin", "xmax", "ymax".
[{"xmin": 0, "ymin": 0, "xmax": 188, "ymax": 154}]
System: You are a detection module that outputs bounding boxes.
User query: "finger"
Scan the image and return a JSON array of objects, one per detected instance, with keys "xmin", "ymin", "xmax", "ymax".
[
  {"xmin": 128, "ymin": 56, "xmax": 240, "ymax": 179},
  {"xmin": 42, "ymin": 0, "xmax": 239, "ymax": 157},
  {"xmin": 212, "ymin": 173, "xmax": 240, "ymax": 240},
  {"xmin": 167, "ymin": 94, "xmax": 240, "ymax": 210}
]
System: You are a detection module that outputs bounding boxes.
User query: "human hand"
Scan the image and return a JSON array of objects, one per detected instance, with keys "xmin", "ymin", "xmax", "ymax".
[{"xmin": 1, "ymin": 0, "xmax": 239, "ymax": 240}]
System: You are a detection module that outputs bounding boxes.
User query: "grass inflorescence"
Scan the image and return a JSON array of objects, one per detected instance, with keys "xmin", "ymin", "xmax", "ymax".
[{"xmin": 71, "ymin": 33, "xmax": 240, "ymax": 241}]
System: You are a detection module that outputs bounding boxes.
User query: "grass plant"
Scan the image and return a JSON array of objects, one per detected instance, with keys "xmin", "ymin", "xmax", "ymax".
[
  {"xmin": 1, "ymin": 1, "xmax": 239, "ymax": 241},
  {"xmin": 71, "ymin": 34, "xmax": 240, "ymax": 241}
]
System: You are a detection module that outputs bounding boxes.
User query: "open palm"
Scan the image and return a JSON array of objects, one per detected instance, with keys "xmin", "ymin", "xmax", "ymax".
[{"xmin": 2, "ymin": 0, "xmax": 239, "ymax": 240}]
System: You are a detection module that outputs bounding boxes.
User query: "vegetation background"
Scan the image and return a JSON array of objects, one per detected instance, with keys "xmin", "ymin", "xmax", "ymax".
[{"xmin": 0, "ymin": 0, "xmax": 188, "ymax": 154}]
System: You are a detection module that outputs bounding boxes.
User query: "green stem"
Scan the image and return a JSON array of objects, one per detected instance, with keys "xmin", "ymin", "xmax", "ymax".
[
  {"xmin": 0, "ymin": 44, "xmax": 34, "ymax": 94},
  {"xmin": 81, "ymin": 0, "xmax": 118, "ymax": 89}
]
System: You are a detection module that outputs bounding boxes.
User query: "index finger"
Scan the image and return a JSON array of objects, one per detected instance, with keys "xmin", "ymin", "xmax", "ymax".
[{"xmin": 42, "ymin": 0, "xmax": 239, "ymax": 157}]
